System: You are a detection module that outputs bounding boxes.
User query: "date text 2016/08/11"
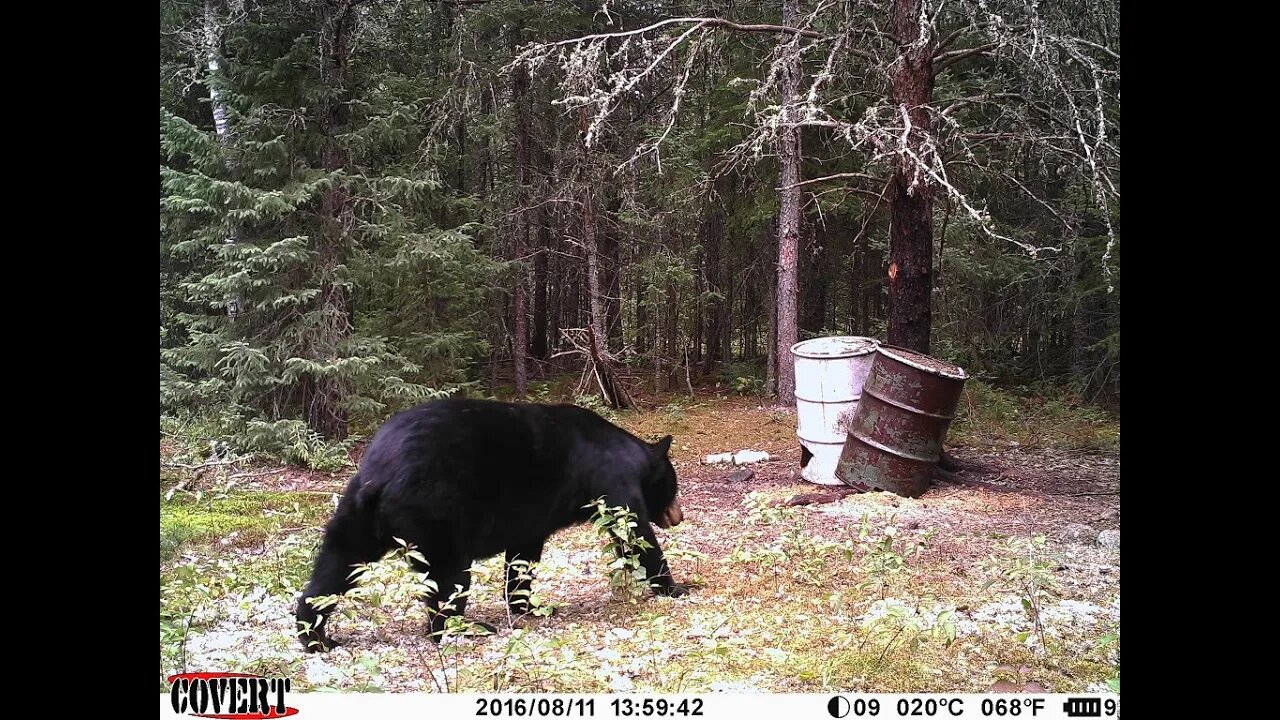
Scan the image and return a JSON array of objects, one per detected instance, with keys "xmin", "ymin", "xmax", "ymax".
[{"xmin": 474, "ymin": 698, "xmax": 707, "ymax": 717}]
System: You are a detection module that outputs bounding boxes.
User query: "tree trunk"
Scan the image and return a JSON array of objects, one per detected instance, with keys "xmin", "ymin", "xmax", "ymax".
[
  {"xmin": 203, "ymin": 0, "xmax": 244, "ymax": 320},
  {"xmin": 635, "ymin": 271, "xmax": 648, "ymax": 355},
  {"xmin": 532, "ymin": 212, "xmax": 549, "ymax": 361},
  {"xmin": 583, "ymin": 186, "xmax": 608, "ymax": 361},
  {"xmin": 547, "ymin": 214, "xmax": 561, "ymax": 362},
  {"xmin": 801, "ymin": 218, "xmax": 827, "ymax": 335},
  {"xmin": 602, "ymin": 193, "xmax": 623, "ymax": 353},
  {"xmin": 307, "ymin": 0, "xmax": 362, "ymax": 440},
  {"xmin": 774, "ymin": 0, "xmax": 803, "ymax": 404},
  {"xmin": 581, "ymin": 160, "xmax": 633, "ymax": 409},
  {"xmin": 701, "ymin": 197, "xmax": 725, "ymax": 376},
  {"xmin": 885, "ymin": 0, "xmax": 936, "ymax": 355},
  {"xmin": 765, "ymin": 225, "xmax": 778, "ymax": 396},
  {"xmin": 509, "ymin": 27, "xmax": 532, "ymax": 398},
  {"xmin": 565, "ymin": 237, "xmax": 580, "ymax": 347}
]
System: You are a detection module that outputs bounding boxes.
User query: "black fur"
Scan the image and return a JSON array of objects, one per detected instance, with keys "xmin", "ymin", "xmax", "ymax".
[{"xmin": 295, "ymin": 398, "xmax": 685, "ymax": 652}]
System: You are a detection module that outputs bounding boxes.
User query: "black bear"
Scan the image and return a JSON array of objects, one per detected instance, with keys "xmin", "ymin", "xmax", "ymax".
[{"xmin": 295, "ymin": 398, "xmax": 686, "ymax": 652}]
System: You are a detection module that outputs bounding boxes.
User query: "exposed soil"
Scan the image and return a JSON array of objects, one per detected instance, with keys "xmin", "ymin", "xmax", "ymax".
[{"xmin": 163, "ymin": 397, "xmax": 1120, "ymax": 693}]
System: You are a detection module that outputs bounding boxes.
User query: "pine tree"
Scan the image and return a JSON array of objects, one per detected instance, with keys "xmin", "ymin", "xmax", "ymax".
[{"xmin": 160, "ymin": 0, "xmax": 501, "ymax": 462}]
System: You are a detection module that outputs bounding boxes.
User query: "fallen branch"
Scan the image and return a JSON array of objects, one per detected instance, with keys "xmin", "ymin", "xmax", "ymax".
[
  {"xmin": 778, "ymin": 487, "xmax": 860, "ymax": 507},
  {"xmin": 162, "ymin": 458, "xmax": 241, "ymax": 471}
]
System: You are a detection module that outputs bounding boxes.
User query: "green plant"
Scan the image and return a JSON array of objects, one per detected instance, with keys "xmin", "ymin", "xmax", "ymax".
[
  {"xmin": 573, "ymin": 393, "xmax": 619, "ymax": 421},
  {"xmin": 658, "ymin": 534, "xmax": 708, "ymax": 588},
  {"xmin": 160, "ymin": 562, "xmax": 215, "ymax": 688},
  {"xmin": 529, "ymin": 382, "xmax": 554, "ymax": 402},
  {"xmin": 661, "ymin": 402, "xmax": 687, "ymax": 423},
  {"xmin": 242, "ymin": 419, "xmax": 354, "ymax": 471},
  {"xmin": 731, "ymin": 494, "xmax": 851, "ymax": 587},
  {"xmin": 504, "ymin": 559, "xmax": 556, "ymax": 620},
  {"xmin": 731, "ymin": 375, "xmax": 764, "ymax": 396},
  {"xmin": 859, "ymin": 599, "xmax": 957, "ymax": 669},
  {"xmin": 1097, "ymin": 627, "xmax": 1120, "ymax": 692},
  {"xmin": 587, "ymin": 498, "xmax": 653, "ymax": 601},
  {"xmin": 981, "ymin": 534, "xmax": 1060, "ymax": 654},
  {"xmin": 854, "ymin": 513, "xmax": 931, "ymax": 597}
]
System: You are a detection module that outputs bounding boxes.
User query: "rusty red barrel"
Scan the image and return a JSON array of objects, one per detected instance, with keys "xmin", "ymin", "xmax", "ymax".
[{"xmin": 835, "ymin": 345, "xmax": 968, "ymax": 498}]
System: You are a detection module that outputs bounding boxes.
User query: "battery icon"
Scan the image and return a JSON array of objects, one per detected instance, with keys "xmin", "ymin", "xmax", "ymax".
[{"xmin": 1062, "ymin": 698, "xmax": 1102, "ymax": 717}]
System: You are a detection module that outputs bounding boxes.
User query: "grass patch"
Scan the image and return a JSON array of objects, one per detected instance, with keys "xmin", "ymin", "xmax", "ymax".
[
  {"xmin": 160, "ymin": 490, "xmax": 335, "ymax": 562},
  {"xmin": 950, "ymin": 381, "xmax": 1119, "ymax": 451}
]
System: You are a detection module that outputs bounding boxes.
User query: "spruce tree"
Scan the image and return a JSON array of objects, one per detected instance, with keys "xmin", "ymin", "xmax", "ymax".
[{"xmin": 160, "ymin": 0, "xmax": 501, "ymax": 463}]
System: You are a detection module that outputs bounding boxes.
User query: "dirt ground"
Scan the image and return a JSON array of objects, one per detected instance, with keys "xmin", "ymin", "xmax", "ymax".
[{"xmin": 162, "ymin": 396, "xmax": 1120, "ymax": 693}]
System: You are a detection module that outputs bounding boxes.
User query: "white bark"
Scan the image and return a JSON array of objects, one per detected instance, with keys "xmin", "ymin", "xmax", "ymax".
[{"xmin": 203, "ymin": 0, "xmax": 243, "ymax": 318}]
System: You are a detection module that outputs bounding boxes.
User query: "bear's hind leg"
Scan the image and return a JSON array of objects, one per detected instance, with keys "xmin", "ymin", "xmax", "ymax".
[
  {"xmin": 416, "ymin": 563, "xmax": 496, "ymax": 642},
  {"xmin": 296, "ymin": 537, "xmax": 384, "ymax": 652}
]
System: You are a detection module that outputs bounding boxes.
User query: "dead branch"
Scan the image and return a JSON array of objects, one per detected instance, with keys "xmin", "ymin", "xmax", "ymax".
[{"xmin": 517, "ymin": 17, "xmax": 827, "ymax": 54}]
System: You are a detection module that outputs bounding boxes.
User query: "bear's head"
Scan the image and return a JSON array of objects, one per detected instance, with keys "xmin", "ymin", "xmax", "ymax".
[{"xmin": 646, "ymin": 435, "xmax": 684, "ymax": 528}]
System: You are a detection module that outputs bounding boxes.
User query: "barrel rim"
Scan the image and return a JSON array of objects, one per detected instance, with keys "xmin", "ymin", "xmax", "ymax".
[
  {"xmin": 790, "ymin": 335, "xmax": 880, "ymax": 359},
  {"xmin": 875, "ymin": 344, "xmax": 969, "ymax": 380}
]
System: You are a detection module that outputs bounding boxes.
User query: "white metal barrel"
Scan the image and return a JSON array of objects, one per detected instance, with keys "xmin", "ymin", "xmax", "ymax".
[{"xmin": 790, "ymin": 336, "xmax": 880, "ymax": 485}]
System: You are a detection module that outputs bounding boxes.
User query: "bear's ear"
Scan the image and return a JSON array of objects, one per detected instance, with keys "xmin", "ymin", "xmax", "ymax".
[{"xmin": 652, "ymin": 435, "xmax": 674, "ymax": 457}]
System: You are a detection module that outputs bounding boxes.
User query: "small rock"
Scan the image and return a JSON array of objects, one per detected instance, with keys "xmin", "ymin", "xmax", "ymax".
[
  {"xmin": 1098, "ymin": 529, "xmax": 1120, "ymax": 549},
  {"xmin": 726, "ymin": 469, "xmax": 756, "ymax": 483},
  {"xmin": 1062, "ymin": 523, "xmax": 1097, "ymax": 545},
  {"xmin": 733, "ymin": 450, "xmax": 771, "ymax": 465},
  {"xmin": 1098, "ymin": 508, "xmax": 1120, "ymax": 521},
  {"xmin": 705, "ymin": 450, "xmax": 772, "ymax": 465}
]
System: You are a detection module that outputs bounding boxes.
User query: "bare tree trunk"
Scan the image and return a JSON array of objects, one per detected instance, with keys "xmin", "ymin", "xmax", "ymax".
[
  {"xmin": 307, "ymin": 0, "xmax": 363, "ymax": 440},
  {"xmin": 635, "ymin": 272, "xmax": 648, "ymax": 355},
  {"xmin": 532, "ymin": 212, "xmax": 549, "ymax": 362},
  {"xmin": 885, "ymin": 0, "xmax": 936, "ymax": 354},
  {"xmin": 701, "ymin": 196, "xmax": 725, "ymax": 376},
  {"xmin": 584, "ymin": 185, "xmax": 608, "ymax": 358},
  {"xmin": 693, "ymin": 266, "xmax": 704, "ymax": 369},
  {"xmin": 767, "ymin": 262, "xmax": 777, "ymax": 396},
  {"xmin": 565, "ymin": 226, "xmax": 580, "ymax": 347},
  {"xmin": 203, "ymin": 0, "xmax": 244, "ymax": 320},
  {"xmin": 660, "ymin": 281, "xmax": 678, "ymax": 393},
  {"xmin": 547, "ymin": 215, "xmax": 561, "ymax": 362},
  {"xmin": 602, "ymin": 193, "xmax": 623, "ymax": 353},
  {"xmin": 774, "ymin": 0, "xmax": 803, "ymax": 404},
  {"xmin": 765, "ymin": 226, "xmax": 778, "ymax": 396},
  {"xmin": 580, "ymin": 165, "xmax": 633, "ymax": 408},
  {"xmin": 722, "ymin": 248, "xmax": 733, "ymax": 364},
  {"xmin": 509, "ymin": 29, "xmax": 532, "ymax": 398}
]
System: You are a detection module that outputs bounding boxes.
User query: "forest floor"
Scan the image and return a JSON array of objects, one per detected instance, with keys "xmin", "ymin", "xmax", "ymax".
[{"xmin": 160, "ymin": 384, "xmax": 1120, "ymax": 694}]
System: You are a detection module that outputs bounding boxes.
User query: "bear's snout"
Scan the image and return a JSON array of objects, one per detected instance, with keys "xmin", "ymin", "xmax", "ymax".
[{"xmin": 659, "ymin": 500, "xmax": 684, "ymax": 528}]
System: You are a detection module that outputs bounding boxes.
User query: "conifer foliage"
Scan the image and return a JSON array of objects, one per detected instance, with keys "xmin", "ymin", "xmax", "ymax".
[
  {"xmin": 161, "ymin": 0, "xmax": 500, "ymax": 460},
  {"xmin": 161, "ymin": 1, "xmax": 1119, "ymax": 466}
]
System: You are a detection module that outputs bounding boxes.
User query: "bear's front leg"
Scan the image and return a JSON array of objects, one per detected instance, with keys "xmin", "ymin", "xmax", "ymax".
[
  {"xmin": 636, "ymin": 522, "xmax": 689, "ymax": 597},
  {"xmin": 505, "ymin": 543, "xmax": 547, "ymax": 616}
]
